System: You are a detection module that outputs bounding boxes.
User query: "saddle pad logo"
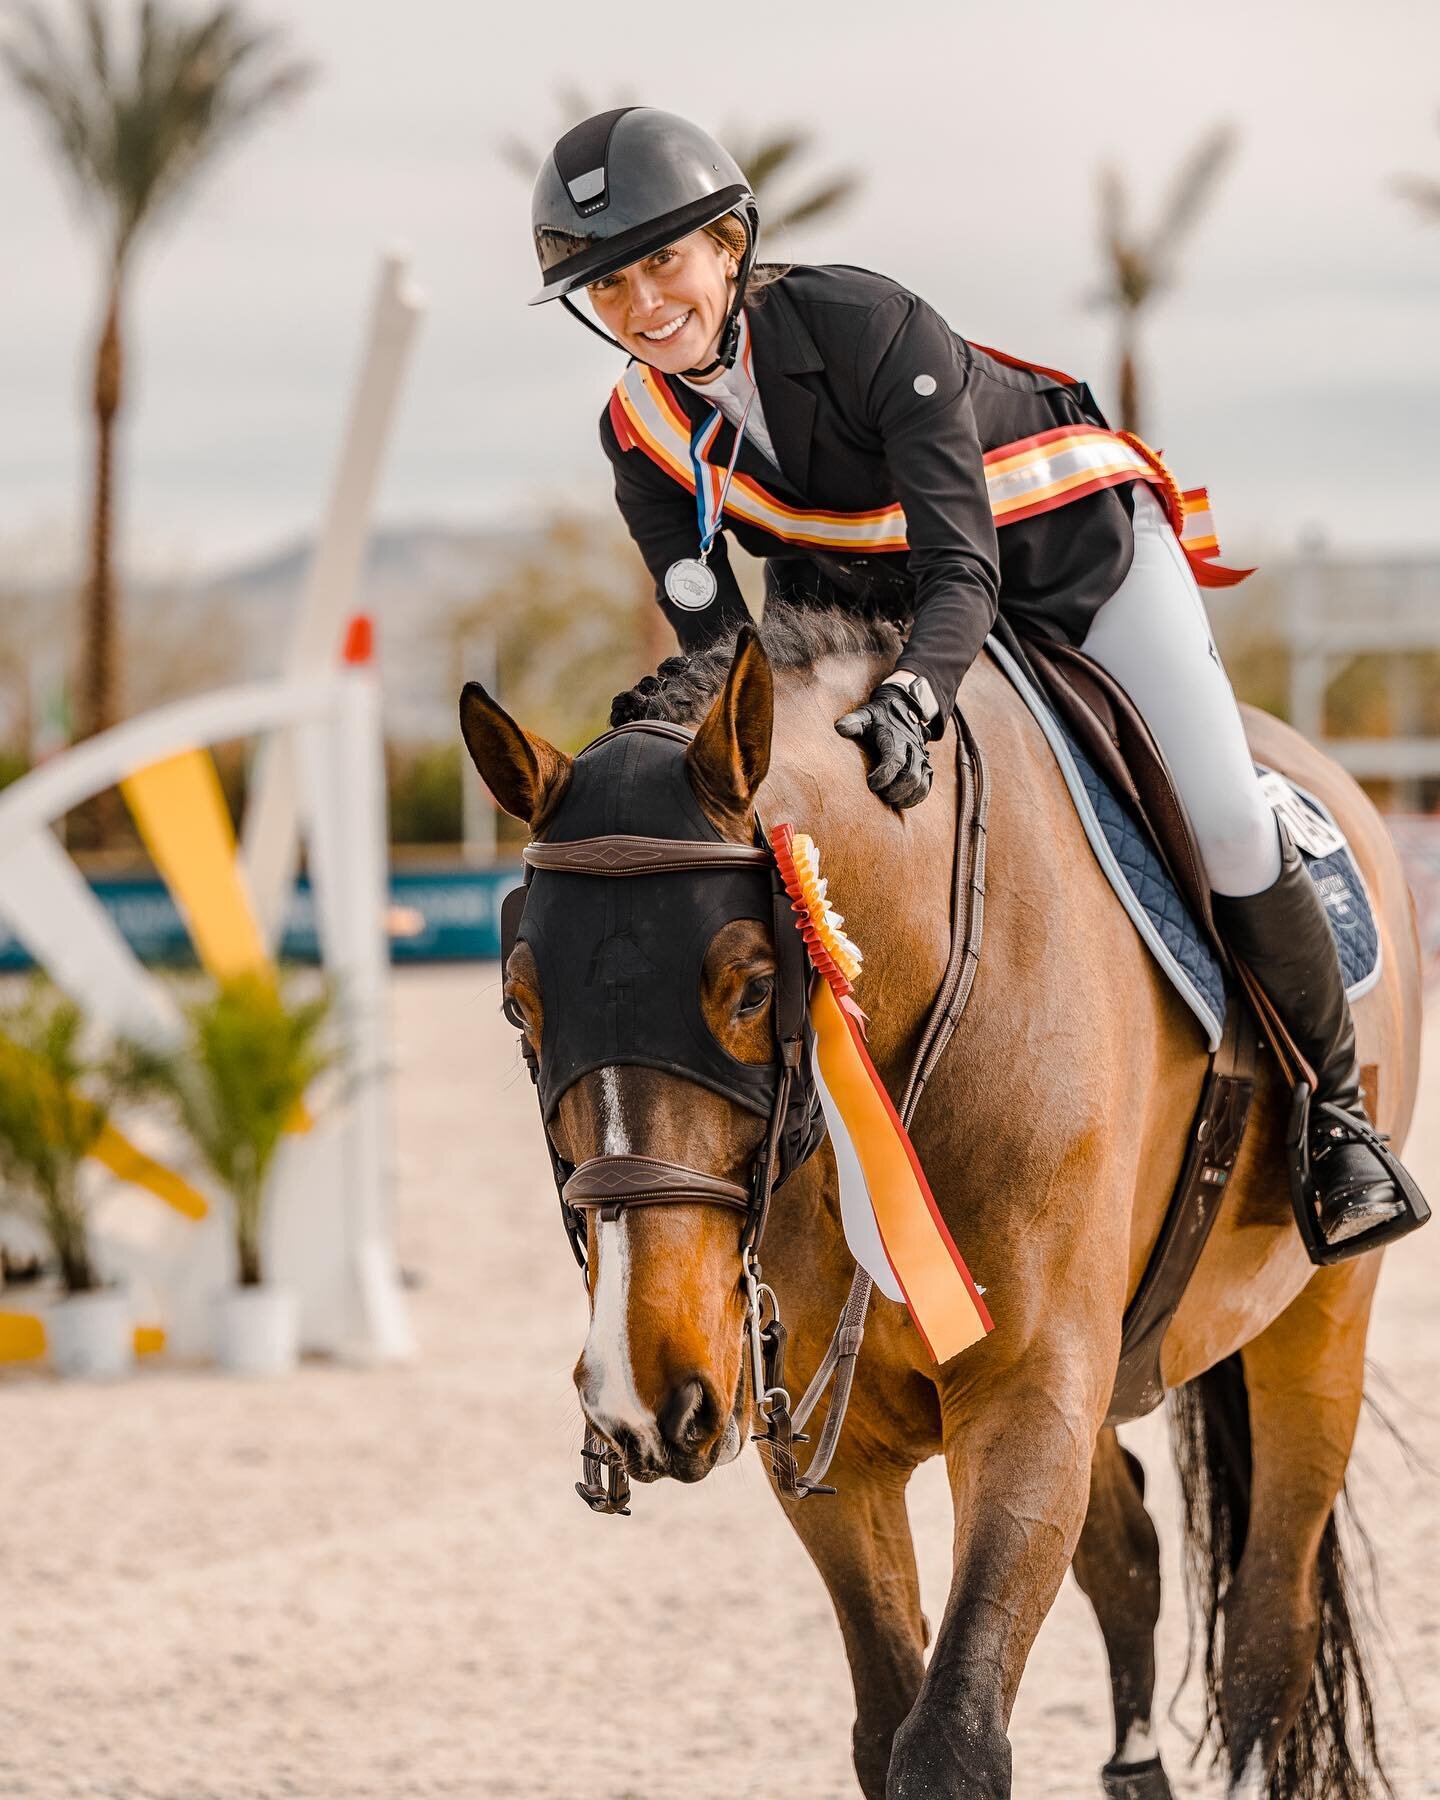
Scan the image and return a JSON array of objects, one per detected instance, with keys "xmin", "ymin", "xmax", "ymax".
[{"xmin": 1315, "ymin": 871, "xmax": 1358, "ymax": 929}]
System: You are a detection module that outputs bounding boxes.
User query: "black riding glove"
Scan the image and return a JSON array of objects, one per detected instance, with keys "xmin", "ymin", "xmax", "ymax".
[{"xmin": 834, "ymin": 683, "xmax": 934, "ymax": 809}]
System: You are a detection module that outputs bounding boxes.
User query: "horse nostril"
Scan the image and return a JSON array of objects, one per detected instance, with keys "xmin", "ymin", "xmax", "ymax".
[{"xmin": 659, "ymin": 1376, "xmax": 717, "ymax": 1453}]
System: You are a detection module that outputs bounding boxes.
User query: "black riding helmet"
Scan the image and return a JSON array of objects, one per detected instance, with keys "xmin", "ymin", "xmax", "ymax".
[{"xmin": 530, "ymin": 106, "xmax": 760, "ymax": 375}]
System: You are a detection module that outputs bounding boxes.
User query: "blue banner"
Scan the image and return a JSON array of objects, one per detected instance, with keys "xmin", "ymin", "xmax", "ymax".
[{"xmin": 0, "ymin": 866, "xmax": 522, "ymax": 970}]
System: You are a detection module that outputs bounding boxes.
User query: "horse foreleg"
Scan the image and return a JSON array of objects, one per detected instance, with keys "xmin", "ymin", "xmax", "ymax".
[
  {"xmin": 1071, "ymin": 1430, "xmax": 1175, "ymax": 1799},
  {"xmin": 887, "ymin": 1358, "xmax": 1102, "ymax": 1800},
  {"xmin": 1218, "ymin": 1255, "xmax": 1383, "ymax": 1799},
  {"xmin": 774, "ymin": 1444, "xmax": 928, "ymax": 1800}
]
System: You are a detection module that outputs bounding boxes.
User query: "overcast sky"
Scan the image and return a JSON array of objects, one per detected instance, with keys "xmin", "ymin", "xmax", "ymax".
[{"xmin": 3, "ymin": 0, "xmax": 1438, "ymax": 576}]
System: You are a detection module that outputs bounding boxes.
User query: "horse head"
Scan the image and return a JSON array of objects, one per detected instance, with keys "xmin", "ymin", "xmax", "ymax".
[{"xmin": 460, "ymin": 627, "xmax": 800, "ymax": 1485}]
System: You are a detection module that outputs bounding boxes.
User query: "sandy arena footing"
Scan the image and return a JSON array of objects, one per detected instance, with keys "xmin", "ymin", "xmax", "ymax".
[{"xmin": 1, "ymin": 966, "xmax": 1436, "ymax": 1798}]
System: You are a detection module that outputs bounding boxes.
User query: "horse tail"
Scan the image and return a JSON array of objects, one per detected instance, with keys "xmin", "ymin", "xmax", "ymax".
[{"xmin": 1168, "ymin": 1352, "xmax": 1391, "ymax": 1799}]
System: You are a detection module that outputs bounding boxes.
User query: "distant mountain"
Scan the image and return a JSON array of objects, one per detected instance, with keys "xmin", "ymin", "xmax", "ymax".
[{"xmin": 203, "ymin": 521, "xmax": 542, "ymax": 741}]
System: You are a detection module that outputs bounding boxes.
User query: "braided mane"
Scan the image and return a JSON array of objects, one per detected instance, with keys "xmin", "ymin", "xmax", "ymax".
[{"xmin": 609, "ymin": 609, "xmax": 901, "ymax": 728}]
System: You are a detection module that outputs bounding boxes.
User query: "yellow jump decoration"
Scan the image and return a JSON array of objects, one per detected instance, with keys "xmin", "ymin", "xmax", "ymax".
[
  {"xmin": 0, "ymin": 1312, "xmax": 46, "ymax": 1361},
  {"xmin": 91, "ymin": 1121, "xmax": 209, "ymax": 1221},
  {"xmin": 120, "ymin": 749, "xmax": 269, "ymax": 982},
  {"xmin": 120, "ymin": 747, "xmax": 312, "ymax": 1133}
]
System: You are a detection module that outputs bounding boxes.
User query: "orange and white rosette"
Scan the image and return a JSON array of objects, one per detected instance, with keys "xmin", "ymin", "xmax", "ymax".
[{"xmin": 772, "ymin": 824, "xmax": 993, "ymax": 1363}]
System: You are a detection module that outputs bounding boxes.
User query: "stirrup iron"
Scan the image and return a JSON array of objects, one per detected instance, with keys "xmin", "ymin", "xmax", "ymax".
[{"xmin": 1285, "ymin": 1081, "xmax": 1430, "ymax": 1266}]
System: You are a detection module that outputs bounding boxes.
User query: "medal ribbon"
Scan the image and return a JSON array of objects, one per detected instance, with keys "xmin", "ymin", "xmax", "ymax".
[{"xmin": 687, "ymin": 312, "xmax": 757, "ymax": 562}]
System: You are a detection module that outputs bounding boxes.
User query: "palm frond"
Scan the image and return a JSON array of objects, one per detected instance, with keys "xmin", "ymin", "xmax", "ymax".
[
  {"xmin": 498, "ymin": 133, "xmax": 537, "ymax": 180},
  {"xmin": 79, "ymin": 0, "xmax": 108, "ymax": 87},
  {"xmin": 554, "ymin": 82, "xmax": 594, "ymax": 129},
  {"xmin": 1394, "ymin": 174, "xmax": 1440, "ymax": 222},
  {"xmin": 1, "ymin": 4, "xmax": 107, "ymax": 205},
  {"xmin": 767, "ymin": 173, "xmax": 859, "ymax": 235},
  {"xmin": 733, "ymin": 129, "xmax": 809, "ymax": 194},
  {"xmin": 3, "ymin": 0, "xmax": 314, "ymax": 268},
  {"xmin": 1093, "ymin": 164, "xmax": 1154, "ymax": 313},
  {"xmin": 1144, "ymin": 121, "xmax": 1237, "ymax": 277}
]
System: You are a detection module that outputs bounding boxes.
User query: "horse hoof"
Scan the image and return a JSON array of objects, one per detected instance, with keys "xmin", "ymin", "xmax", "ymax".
[{"xmin": 1100, "ymin": 1756, "xmax": 1174, "ymax": 1800}]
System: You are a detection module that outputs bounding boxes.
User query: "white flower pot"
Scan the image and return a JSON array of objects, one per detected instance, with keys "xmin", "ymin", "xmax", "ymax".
[
  {"xmin": 215, "ymin": 1284, "xmax": 298, "ymax": 1376},
  {"xmin": 46, "ymin": 1288, "xmax": 134, "ymax": 1380}
]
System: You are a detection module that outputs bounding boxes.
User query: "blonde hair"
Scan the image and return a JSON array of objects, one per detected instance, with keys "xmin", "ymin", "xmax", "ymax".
[{"xmin": 702, "ymin": 213, "xmax": 787, "ymax": 302}]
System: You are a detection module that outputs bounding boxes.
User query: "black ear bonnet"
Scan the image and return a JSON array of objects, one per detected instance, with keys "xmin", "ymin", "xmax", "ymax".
[{"xmin": 503, "ymin": 727, "xmax": 824, "ymax": 1179}]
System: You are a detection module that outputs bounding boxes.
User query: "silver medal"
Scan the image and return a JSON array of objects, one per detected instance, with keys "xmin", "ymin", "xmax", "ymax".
[{"xmin": 664, "ymin": 558, "xmax": 718, "ymax": 611}]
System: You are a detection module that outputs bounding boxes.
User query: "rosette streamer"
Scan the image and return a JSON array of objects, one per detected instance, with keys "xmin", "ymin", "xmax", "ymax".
[{"xmin": 772, "ymin": 824, "xmax": 992, "ymax": 1362}]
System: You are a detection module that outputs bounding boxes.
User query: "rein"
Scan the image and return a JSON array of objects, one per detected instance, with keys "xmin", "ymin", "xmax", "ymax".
[{"xmin": 506, "ymin": 711, "xmax": 990, "ymax": 1516}]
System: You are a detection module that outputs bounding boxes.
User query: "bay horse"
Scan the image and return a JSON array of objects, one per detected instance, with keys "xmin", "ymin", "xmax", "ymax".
[{"xmin": 459, "ymin": 610, "xmax": 1421, "ymax": 1800}]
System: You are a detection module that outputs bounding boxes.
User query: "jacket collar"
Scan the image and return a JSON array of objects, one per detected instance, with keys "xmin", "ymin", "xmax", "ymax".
[
  {"xmin": 661, "ymin": 280, "xmax": 822, "ymax": 496},
  {"xmin": 747, "ymin": 280, "xmax": 821, "ymax": 494}
]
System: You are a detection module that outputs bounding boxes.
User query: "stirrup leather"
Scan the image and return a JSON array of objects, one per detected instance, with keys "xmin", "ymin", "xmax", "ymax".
[{"xmin": 1285, "ymin": 1083, "xmax": 1431, "ymax": 1266}]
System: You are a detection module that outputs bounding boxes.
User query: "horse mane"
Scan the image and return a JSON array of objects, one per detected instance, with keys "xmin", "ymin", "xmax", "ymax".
[{"xmin": 608, "ymin": 609, "xmax": 902, "ymax": 729}]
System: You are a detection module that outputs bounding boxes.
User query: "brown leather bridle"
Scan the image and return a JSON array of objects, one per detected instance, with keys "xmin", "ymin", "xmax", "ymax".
[{"xmin": 501, "ymin": 715, "xmax": 991, "ymax": 1516}]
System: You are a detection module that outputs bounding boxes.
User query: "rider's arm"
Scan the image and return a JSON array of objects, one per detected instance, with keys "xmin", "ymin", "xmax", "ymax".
[
  {"xmin": 856, "ymin": 291, "xmax": 1000, "ymax": 732},
  {"xmin": 600, "ymin": 406, "xmax": 752, "ymax": 652}
]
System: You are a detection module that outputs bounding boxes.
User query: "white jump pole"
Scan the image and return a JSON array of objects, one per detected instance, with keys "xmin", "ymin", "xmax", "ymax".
[{"xmin": 242, "ymin": 250, "xmax": 426, "ymax": 947}]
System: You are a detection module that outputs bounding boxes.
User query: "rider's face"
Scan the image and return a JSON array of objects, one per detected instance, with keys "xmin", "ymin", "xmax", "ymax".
[{"xmin": 586, "ymin": 229, "xmax": 737, "ymax": 377}]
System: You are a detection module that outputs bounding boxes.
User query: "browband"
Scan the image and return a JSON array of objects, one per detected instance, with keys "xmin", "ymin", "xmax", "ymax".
[{"xmin": 524, "ymin": 834, "xmax": 772, "ymax": 876}]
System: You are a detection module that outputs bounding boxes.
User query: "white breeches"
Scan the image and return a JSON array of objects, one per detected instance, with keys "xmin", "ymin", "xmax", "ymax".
[{"xmin": 1079, "ymin": 486, "xmax": 1282, "ymax": 898}]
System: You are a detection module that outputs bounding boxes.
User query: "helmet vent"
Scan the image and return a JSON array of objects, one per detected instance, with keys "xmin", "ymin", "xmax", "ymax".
[
  {"xmin": 567, "ymin": 167, "xmax": 606, "ymax": 206},
  {"xmin": 552, "ymin": 106, "xmax": 636, "ymax": 215}
]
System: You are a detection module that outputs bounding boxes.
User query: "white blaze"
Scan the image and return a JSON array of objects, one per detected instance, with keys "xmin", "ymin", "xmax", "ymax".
[{"xmin": 580, "ymin": 1070, "xmax": 660, "ymax": 1447}]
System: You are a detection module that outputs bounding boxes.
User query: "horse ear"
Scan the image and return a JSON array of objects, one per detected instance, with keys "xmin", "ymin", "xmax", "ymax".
[
  {"xmin": 686, "ymin": 624, "xmax": 773, "ymax": 822},
  {"xmin": 458, "ymin": 682, "xmax": 572, "ymax": 827}
]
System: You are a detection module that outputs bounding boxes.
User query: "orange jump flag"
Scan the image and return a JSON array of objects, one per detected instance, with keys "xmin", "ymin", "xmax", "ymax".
[{"xmin": 772, "ymin": 826, "xmax": 992, "ymax": 1363}]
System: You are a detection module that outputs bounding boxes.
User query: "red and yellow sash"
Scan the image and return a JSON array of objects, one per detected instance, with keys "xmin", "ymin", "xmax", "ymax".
[{"xmin": 610, "ymin": 362, "xmax": 1251, "ymax": 589}]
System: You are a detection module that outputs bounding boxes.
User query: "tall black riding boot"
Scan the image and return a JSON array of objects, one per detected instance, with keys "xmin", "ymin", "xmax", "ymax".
[{"xmin": 1212, "ymin": 835, "xmax": 1408, "ymax": 1251}]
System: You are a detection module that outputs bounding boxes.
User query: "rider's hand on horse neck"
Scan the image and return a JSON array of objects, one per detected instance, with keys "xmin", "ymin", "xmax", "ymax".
[{"xmin": 835, "ymin": 680, "xmax": 935, "ymax": 809}]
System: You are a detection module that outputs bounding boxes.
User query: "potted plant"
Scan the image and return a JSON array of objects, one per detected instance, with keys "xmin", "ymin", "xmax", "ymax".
[
  {"xmin": 0, "ymin": 984, "xmax": 134, "ymax": 1378},
  {"xmin": 125, "ymin": 973, "xmax": 333, "ymax": 1375}
]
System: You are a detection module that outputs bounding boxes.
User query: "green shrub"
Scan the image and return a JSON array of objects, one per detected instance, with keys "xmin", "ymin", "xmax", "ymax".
[
  {"xmin": 0, "ymin": 983, "xmax": 127, "ymax": 1293},
  {"xmin": 387, "ymin": 743, "xmax": 463, "ymax": 845},
  {"xmin": 123, "ymin": 974, "xmax": 334, "ymax": 1287}
]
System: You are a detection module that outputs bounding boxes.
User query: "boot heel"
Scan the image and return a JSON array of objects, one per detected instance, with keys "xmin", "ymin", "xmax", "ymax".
[{"xmin": 1286, "ymin": 1081, "xmax": 1431, "ymax": 1266}]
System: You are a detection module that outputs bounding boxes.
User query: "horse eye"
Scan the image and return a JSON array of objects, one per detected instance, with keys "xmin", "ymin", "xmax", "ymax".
[{"xmin": 738, "ymin": 975, "xmax": 774, "ymax": 1017}]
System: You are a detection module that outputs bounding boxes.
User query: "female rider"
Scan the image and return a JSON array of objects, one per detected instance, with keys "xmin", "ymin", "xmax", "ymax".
[{"xmin": 525, "ymin": 105, "xmax": 1422, "ymax": 1258}]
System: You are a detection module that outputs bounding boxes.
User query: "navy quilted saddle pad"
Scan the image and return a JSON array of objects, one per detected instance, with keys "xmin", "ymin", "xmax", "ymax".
[{"xmin": 987, "ymin": 637, "xmax": 1381, "ymax": 1049}]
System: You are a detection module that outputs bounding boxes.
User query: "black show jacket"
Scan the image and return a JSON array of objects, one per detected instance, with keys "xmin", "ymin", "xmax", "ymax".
[{"xmin": 599, "ymin": 263, "xmax": 1138, "ymax": 716}]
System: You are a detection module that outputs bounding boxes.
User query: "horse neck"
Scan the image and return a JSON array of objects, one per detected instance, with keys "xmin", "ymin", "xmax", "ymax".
[{"xmin": 762, "ymin": 654, "xmax": 1058, "ymax": 1082}]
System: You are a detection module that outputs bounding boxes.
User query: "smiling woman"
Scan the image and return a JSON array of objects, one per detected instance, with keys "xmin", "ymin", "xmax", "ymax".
[{"xmin": 586, "ymin": 230, "xmax": 737, "ymax": 373}]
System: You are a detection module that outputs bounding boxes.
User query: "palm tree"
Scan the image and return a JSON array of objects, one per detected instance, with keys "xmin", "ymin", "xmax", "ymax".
[
  {"xmin": 2, "ymin": 1, "xmax": 313, "ymax": 752},
  {"xmin": 1394, "ymin": 113, "xmax": 1440, "ymax": 222},
  {"xmin": 501, "ymin": 95, "xmax": 861, "ymax": 249},
  {"xmin": 1091, "ymin": 124, "xmax": 1237, "ymax": 438}
]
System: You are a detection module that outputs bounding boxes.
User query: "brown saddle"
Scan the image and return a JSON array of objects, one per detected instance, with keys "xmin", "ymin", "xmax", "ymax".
[{"xmin": 1007, "ymin": 625, "xmax": 1314, "ymax": 1088}]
